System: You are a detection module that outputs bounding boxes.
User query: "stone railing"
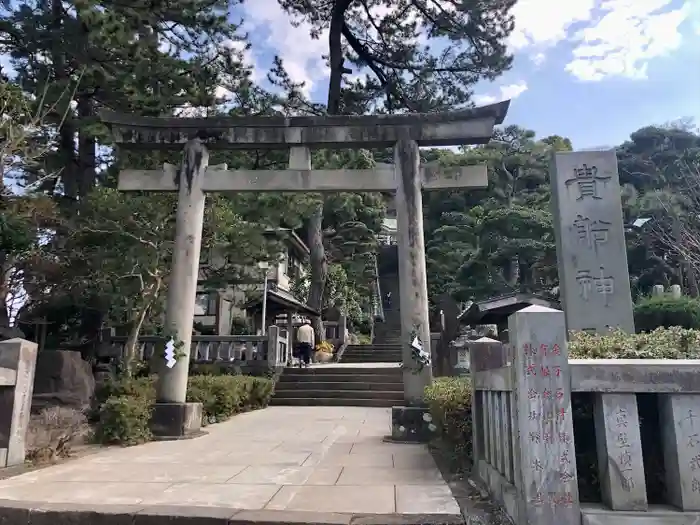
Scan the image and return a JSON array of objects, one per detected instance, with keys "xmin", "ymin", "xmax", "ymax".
[
  {"xmin": 470, "ymin": 305, "xmax": 700, "ymax": 525},
  {"xmin": 100, "ymin": 326, "xmax": 287, "ymax": 367},
  {"xmin": 0, "ymin": 339, "xmax": 37, "ymax": 468}
]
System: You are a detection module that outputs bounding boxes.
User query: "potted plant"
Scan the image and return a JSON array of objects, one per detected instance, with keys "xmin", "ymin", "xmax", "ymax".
[{"xmin": 314, "ymin": 340, "xmax": 334, "ymax": 363}]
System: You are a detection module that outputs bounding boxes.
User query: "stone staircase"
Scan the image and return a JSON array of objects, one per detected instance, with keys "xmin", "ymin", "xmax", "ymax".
[
  {"xmin": 340, "ymin": 343, "xmax": 402, "ymax": 363},
  {"xmin": 270, "ymin": 366, "xmax": 404, "ymax": 407},
  {"xmin": 271, "ymin": 245, "xmax": 406, "ymax": 408}
]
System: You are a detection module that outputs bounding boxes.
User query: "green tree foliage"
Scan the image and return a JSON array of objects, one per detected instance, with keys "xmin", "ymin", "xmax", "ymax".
[
  {"xmin": 424, "ymin": 126, "xmax": 571, "ymax": 305},
  {"xmin": 618, "ymin": 123, "xmax": 700, "ymax": 297},
  {"xmin": 276, "ymin": 0, "xmax": 516, "ymax": 113}
]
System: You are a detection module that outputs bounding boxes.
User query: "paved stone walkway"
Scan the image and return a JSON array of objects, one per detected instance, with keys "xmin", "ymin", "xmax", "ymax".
[{"xmin": 0, "ymin": 406, "xmax": 460, "ymax": 517}]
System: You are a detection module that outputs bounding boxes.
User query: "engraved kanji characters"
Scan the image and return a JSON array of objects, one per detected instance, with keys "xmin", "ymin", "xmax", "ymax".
[
  {"xmin": 565, "ymin": 163, "xmax": 611, "ymax": 201},
  {"xmin": 573, "ymin": 214, "xmax": 611, "ymax": 252},
  {"xmin": 576, "ymin": 266, "xmax": 615, "ymax": 305}
]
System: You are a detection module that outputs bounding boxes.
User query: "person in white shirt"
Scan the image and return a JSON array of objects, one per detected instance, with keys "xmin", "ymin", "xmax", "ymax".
[{"xmin": 296, "ymin": 320, "xmax": 315, "ymax": 368}]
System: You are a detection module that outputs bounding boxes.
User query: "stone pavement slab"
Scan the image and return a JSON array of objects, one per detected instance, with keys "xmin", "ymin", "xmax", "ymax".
[{"xmin": 0, "ymin": 406, "xmax": 462, "ymax": 523}]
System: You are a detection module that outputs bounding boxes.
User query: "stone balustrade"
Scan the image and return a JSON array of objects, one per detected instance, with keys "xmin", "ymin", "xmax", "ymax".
[
  {"xmin": 470, "ymin": 305, "xmax": 700, "ymax": 525},
  {"xmin": 101, "ymin": 326, "xmax": 287, "ymax": 368},
  {"xmin": 0, "ymin": 339, "xmax": 37, "ymax": 468}
]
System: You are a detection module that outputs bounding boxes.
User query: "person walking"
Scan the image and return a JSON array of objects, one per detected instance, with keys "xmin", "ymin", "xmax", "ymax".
[
  {"xmin": 385, "ymin": 291, "xmax": 392, "ymax": 309},
  {"xmin": 296, "ymin": 320, "xmax": 315, "ymax": 368}
]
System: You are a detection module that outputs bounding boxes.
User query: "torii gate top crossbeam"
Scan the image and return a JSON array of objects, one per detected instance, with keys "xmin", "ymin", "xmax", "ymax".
[{"xmin": 100, "ymin": 101, "xmax": 510, "ymax": 150}]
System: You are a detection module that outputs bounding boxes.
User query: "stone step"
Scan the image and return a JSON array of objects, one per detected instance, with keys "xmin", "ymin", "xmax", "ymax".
[
  {"xmin": 276, "ymin": 381, "xmax": 403, "ymax": 391},
  {"xmin": 270, "ymin": 397, "xmax": 400, "ymax": 407},
  {"xmin": 342, "ymin": 350, "xmax": 402, "ymax": 357},
  {"xmin": 340, "ymin": 356, "xmax": 402, "ymax": 364},
  {"xmin": 346, "ymin": 344, "xmax": 401, "ymax": 349},
  {"xmin": 279, "ymin": 373, "xmax": 401, "ymax": 383},
  {"xmin": 279, "ymin": 367, "xmax": 401, "ymax": 376},
  {"xmin": 273, "ymin": 389, "xmax": 403, "ymax": 400},
  {"xmin": 340, "ymin": 352, "xmax": 401, "ymax": 363},
  {"xmin": 342, "ymin": 352, "xmax": 402, "ymax": 358}
]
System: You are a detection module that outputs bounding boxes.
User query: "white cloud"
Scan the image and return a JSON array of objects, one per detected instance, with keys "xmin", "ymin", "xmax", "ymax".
[
  {"xmin": 238, "ymin": 0, "xmax": 698, "ymax": 98},
  {"xmin": 565, "ymin": 0, "xmax": 692, "ymax": 81},
  {"xmin": 531, "ymin": 52, "xmax": 547, "ymax": 67},
  {"xmin": 241, "ymin": 0, "xmax": 328, "ymax": 96},
  {"xmin": 508, "ymin": 0, "xmax": 695, "ymax": 81},
  {"xmin": 508, "ymin": 0, "xmax": 597, "ymax": 50},
  {"xmin": 473, "ymin": 81, "xmax": 528, "ymax": 105}
]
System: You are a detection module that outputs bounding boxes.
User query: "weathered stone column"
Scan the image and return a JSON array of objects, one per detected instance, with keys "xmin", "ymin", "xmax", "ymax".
[
  {"xmin": 151, "ymin": 138, "xmax": 207, "ymax": 438},
  {"xmin": 395, "ymin": 138, "xmax": 433, "ymax": 401},
  {"xmin": 390, "ymin": 138, "xmax": 435, "ymax": 443}
]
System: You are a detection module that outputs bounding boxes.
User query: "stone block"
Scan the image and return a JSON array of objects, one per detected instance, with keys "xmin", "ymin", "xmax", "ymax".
[
  {"xmin": 149, "ymin": 402, "xmax": 203, "ymax": 440},
  {"xmin": 390, "ymin": 405, "xmax": 437, "ymax": 443},
  {"xmin": 659, "ymin": 394, "xmax": 700, "ymax": 510},
  {"xmin": 593, "ymin": 393, "xmax": 647, "ymax": 510},
  {"xmin": 0, "ymin": 338, "xmax": 38, "ymax": 467},
  {"xmin": 652, "ymin": 285, "xmax": 665, "ymax": 297},
  {"xmin": 670, "ymin": 284, "xmax": 682, "ymax": 299},
  {"xmin": 468, "ymin": 337, "xmax": 507, "ymax": 372},
  {"xmin": 32, "ymin": 350, "xmax": 95, "ymax": 413}
]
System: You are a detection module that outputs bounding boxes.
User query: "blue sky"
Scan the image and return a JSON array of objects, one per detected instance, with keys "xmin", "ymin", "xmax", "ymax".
[{"xmin": 237, "ymin": 0, "xmax": 700, "ymax": 149}]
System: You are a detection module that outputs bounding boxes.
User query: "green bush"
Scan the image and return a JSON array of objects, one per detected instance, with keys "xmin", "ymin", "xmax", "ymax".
[
  {"xmin": 94, "ymin": 395, "xmax": 153, "ymax": 445},
  {"xmin": 569, "ymin": 326, "xmax": 700, "ymax": 359},
  {"xmin": 634, "ymin": 295, "xmax": 700, "ymax": 332},
  {"xmin": 93, "ymin": 373, "xmax": 274, "ymax": 443},
  {"xmin": 424, "ymin": 376, "xmax": 473, "ymax": 470},
  {"xmin": 94, "ymin": 375, "xmax": 156, "ymax": 408},
  {"xmin": 187, "ymin": 375, "xmax": 274, "ymax": 425}
]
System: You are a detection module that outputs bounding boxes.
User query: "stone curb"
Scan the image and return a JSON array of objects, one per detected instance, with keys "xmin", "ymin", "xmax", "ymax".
[{"xmin": 0, "ymin": 500, "xmax": 465, "ymax": 525}]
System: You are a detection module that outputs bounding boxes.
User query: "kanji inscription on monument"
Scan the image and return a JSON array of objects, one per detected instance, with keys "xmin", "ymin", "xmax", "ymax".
[
  {"xmin": 510, "ymin": 306, "xmax": 579, "ymax": 524},
  {"xmin": 550, "ymin": 150, "xmax": 634, "ymax": 334}
]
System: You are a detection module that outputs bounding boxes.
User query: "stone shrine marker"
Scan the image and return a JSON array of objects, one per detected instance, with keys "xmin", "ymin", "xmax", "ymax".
[{"xmin": 550, "ymin": 150, "xmax": 634, "ymax": 334}]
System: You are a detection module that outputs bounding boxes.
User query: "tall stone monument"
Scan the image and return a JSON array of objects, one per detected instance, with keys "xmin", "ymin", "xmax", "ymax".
[{"xmin": 550, "ymin": 150, "xmax": 634, "ymax": 334}]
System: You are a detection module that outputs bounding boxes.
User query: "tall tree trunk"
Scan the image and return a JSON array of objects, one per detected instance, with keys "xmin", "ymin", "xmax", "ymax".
[
  {"xmin": 307, "ymin": 201, "xmax": 327, "ymax": 342},
  {"xmin": 326, "ymin": 0, "xmax": 352, "ymax": 114},
  {"xmin": 123, "ymin": 279, "xmax": 161, "ymax": 376},
  {"xmin": 307, "ymin": 0, "xmax": 352, "ymax": 342},
  {"xmin": 50, "ymin": 0, "xmax": 78, "ymax": 200},
  {"xmin": 123, "ymin": 305, "xmax": 150, "ymax": 377},
  {"xmin": 77, "ymin": 95, "xmax": 96, "ymax": 198},
  {"xmin": 0, "ymin": 255, "xmax": 14, "ymax": 329},
  {"xmin": 687, "ymin": 265, "xmax": 699, "ymax": 297}
]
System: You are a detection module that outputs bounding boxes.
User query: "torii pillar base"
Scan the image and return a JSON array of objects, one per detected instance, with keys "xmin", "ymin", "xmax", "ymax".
[
  {"xmin": 388, "ymin": 404, "xmax": 436, "ymax": 443},
  {"xmin": 149, "ymin": 402, "xmax": 205, "ymax": 441}
]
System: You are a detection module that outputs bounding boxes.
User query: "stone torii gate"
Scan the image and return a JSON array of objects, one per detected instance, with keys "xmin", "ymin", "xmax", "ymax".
[{"xmin": 101, "ymin": 102, "xmax": 509, "ymax": 439}]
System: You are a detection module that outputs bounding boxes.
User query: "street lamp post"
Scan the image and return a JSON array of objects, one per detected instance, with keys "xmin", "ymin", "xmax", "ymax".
[{"xmin": 259, "ymin": 262, "xmax": 269, "ymax": 335}]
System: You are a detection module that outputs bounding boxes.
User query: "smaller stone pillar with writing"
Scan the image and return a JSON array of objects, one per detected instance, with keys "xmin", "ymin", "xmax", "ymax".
[{"xmin": 509, "ymin": 305, "xmax": 579, "ymax": 524}]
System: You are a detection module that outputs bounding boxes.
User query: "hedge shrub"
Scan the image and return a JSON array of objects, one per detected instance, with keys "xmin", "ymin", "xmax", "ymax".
[
  {"xmin": 94, "ymin": 373, "xmax": 274, "ymax": 444},
  {"xmin": 569, "ymin": 326, "xmax": 700, "ymax": 359},
  {"xmin": 424, "ymin": 376, "xmax": 473, "ymax": 471},
  {"xmin": 634, "ymin": 295, "xmax": 700, "ymax": 332},
  {"xmin": 94, "ymin": 395, "xmax": 153, "ymax": 445}
]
